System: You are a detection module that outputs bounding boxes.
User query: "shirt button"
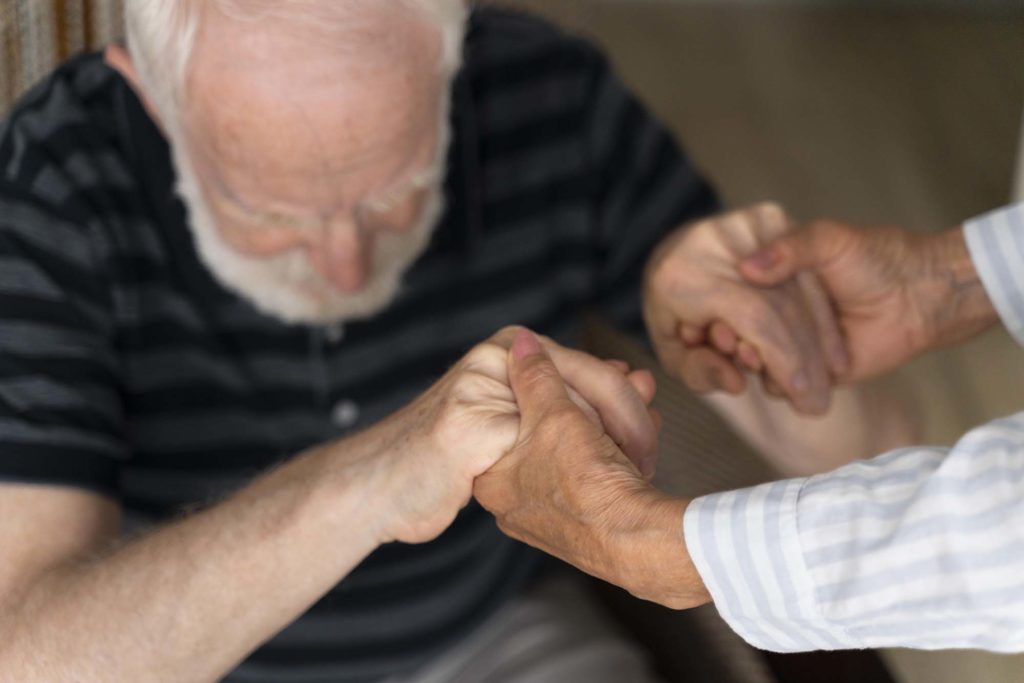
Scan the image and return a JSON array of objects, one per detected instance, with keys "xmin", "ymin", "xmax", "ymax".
[{"xmin": 331, "ymin": 400, "xmax": 360, "ymax": 429}]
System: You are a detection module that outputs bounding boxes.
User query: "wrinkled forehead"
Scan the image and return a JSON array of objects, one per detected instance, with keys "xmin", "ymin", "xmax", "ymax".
[{"xmin": 183, "ymin": 1, "xmax": 446, "ymax": 182}]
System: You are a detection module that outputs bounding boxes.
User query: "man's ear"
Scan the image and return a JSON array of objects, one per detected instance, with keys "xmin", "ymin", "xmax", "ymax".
[
  {"xmin": 104, "ymin": 44, "xmax": 141, "ymax": 89},
  {"xmin": 104, "ymin": 44, "xmax": 167, "ymax": 130}
]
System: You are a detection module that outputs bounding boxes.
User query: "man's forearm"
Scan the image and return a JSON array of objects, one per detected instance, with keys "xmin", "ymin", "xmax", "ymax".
[{"xmin": 0, "ymin": 437, "xmax": 388, "ymax": 682}]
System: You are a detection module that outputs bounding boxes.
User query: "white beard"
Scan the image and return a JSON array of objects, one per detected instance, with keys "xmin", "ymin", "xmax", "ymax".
[{"xmin": 169, "ymin": 131, "xmax": 447, "ymax": 326}]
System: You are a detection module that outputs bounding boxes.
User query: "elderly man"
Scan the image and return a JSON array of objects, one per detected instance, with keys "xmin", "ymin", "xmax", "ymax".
[
  {"xmin": 0, "ymin": 1, "xmax": 862, "ymax": 681},
  {"xmin": 485, "ymin": 204, "xmax": 1024, "ymax": 653}
]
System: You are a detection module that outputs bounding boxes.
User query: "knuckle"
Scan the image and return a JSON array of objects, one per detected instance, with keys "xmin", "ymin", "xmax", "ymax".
[
  {"xmin": 756, "ymin": 201, "xmax": 787, "ymax": 221},
  {"xmin": 595, "ymin": 361, "xmax": 629, "ymax": 391},
  {"xmin": 536, "ymin": 404, "xmax": 588, "ymax": 439},
  {"xmin": 450, "ymin": 371, "xmax": 485, "ymax": 397},
  {"xmin": 648, "ymin": 255, "xmax": 682, "ymax": 292},
  {"xmin": 464, "ymin": 341, "xmax": 506, "ymax": 370},
  {"xmin": 493, "ymin": 325, "xmax": 523, "ymax": 343},
  {"xmin": 521, "ymin": 359, "xmax": 561, "ymax": 387}
]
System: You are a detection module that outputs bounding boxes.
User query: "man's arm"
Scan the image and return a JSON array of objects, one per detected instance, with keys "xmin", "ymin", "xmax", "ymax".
[
  {"xmin": 0, "ymin": 328, "xmax": 658, "ymax": 682},
  {"xmin": 0, "ymin": 440, "xmax": 386, "ymax": 682}
]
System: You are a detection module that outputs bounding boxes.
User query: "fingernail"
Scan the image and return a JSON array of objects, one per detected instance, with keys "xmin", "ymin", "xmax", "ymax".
[
  {"xmin": 792, "ymin": 371, "xmax": 810, "ymax": 393},
  {"xmin": 641, "ymin": 456, "xmax": 658, "ymax": 479},
  {"xmin": 744, "ymin": 249, "xmax": 778, "ymax": 270},
  {"xmin": 512, "ymin": 328, "xmax": 542, "ymax": 360}
]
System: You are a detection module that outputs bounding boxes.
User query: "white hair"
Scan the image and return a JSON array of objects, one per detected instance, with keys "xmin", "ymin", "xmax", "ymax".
[{"xmin": 124, "ymin": 0, "xmax": 468, "ymax": 123}]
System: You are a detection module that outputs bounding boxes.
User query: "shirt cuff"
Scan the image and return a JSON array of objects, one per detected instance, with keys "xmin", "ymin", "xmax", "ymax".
[
  {"xmin": 684, "ymin": 479, "xmax": 863, "ymax": 652},
  {"xmin": 964, "ymin": 203, "xmax": 1024, "ymax": 347}
]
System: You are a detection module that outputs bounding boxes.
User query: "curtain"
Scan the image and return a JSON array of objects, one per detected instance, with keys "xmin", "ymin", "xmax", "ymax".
[{"xmin": 1, "ymin": 0, "xmax": 122, "ymax": 112}]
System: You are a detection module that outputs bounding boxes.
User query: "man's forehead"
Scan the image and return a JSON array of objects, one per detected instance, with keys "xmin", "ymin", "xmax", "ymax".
[
  {"xmin": 189, "ymin": 0, "xmax": 442, "ymax": 77},
  {"xmin": 188, "ymin": 76, "xmax": 435, "ymax": 175},
  {"xmin": 183, "ymin": 4, "xmax": 444, "ymax": 180}
]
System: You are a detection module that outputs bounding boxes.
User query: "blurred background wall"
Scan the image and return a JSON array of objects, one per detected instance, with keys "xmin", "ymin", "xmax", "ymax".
[
  {"xmin": 1, "ymin": 0, "xmax": 122, "ymax": 108},
  {"xmin": 2, "ymin": 0, "xmax": 1024, "ymax": 681}
]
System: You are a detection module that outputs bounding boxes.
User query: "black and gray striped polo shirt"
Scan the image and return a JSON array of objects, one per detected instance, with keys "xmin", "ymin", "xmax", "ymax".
[{"xmin": 0, "ymin": 8, "xmax": 716, "ymax": 682}]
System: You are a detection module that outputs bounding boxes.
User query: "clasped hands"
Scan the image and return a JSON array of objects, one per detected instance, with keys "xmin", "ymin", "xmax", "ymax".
[{"xmin": 371, "ymin": 203, "xmax": 977, "ymax": 608}]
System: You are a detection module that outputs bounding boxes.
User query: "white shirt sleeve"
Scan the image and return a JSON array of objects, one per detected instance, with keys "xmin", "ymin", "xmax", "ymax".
[
  {"xmin": 683, "ymin": 203, "xmax": 1024, "ymax": 652},
  {"xmin": 964, "ymin": 203, "xmax": 1024, "ymax": 346}
]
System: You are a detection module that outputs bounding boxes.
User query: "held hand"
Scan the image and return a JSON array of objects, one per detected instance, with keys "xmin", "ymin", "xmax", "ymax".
[
  {"xmin": 474, "ymin": 330, "xmax": 710, "ymax": 609},
  {"xmin": 739, "ymin": 221, "xmax": 997, "ymax": 382},
  {"xmin": 370, "ymin": 327, "xmax": 659, "ymax": 545},
  {"xmin": 644, "ymin": 203, "xmax": 847, "ymax": 415}
]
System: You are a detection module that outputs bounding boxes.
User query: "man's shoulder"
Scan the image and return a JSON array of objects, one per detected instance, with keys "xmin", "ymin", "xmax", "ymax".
[
  {"xmin": 467, "ymin": 7, "xmax": 608, "ymax": 74},
  {"xmin": 1, "ymin": 53, "xmax": 131, "ymax": 209}
]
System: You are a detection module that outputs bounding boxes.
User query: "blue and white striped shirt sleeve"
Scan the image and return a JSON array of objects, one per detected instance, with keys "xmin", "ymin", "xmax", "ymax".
[{"xmin": 683, "ymin": 202, "xmax": 1024, "ymax": 653}]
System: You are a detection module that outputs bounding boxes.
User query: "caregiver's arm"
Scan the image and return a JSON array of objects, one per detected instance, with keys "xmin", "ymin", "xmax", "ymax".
[
  {"xmin": 686, "ymin": 407, "xmax": 1024, "ymax": 652},
  {"xmin": 687, "ymin": 204, "xmax": 1024, "ymax": 652}
]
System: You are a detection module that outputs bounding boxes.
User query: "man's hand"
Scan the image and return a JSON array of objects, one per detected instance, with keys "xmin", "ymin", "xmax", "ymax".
[
  {"xmin": 739, "ymin": 221, "xmax": 1000, "ymax": 382},
  {"xmin": 474, "ymin": 330, "xmax": 710, "ymax": 610},
  {"xmin": 368, "ymin": 327, "xmax": 660, "ymax": 545},
  {"xmin": 644, "ymin": 203, "xmax": 847, "ymax": 415}
]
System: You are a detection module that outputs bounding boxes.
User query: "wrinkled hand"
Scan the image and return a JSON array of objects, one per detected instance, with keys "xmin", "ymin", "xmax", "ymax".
[
  {"xmin": 373, "ymin": 326, "xmax": 659, "ymax": 545},
  {"xmin": 738, "ymin": 220, "xmax": 996, "ymax": 382},
  {"xmin": 643, "ymin": 203, "xmax": 847, "ymax": 415},
  {"xmin": 474, "ymin": 330, "xmax": 710, "ymax": 609}
]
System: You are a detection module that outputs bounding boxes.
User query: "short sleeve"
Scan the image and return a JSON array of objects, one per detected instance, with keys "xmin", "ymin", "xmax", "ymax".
[
  {"xmin": 586, "ymin": 56, "xmax": 719, "ymax": 337},
  {"xmin": 0, "ymin": 188, "xmax": 126, "ymax": 496}
]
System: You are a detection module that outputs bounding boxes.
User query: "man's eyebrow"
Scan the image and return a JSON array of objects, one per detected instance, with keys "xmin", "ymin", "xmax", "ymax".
[
  {"xmin": 215, "ymin": 184, "xmax": 322, "ymax": 225},
  {"xmin": 236, "ymin": 156, "xmax": 433, "ymax": 217}
]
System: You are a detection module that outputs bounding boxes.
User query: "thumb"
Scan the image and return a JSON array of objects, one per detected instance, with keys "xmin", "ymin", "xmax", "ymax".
[
  {"xmin": 739, "ymin": 229, "xmax": 821, "ymax": 286},
  {"xmin": 508, "ymin": 328, "xmax": 575, "ymax": 431}
]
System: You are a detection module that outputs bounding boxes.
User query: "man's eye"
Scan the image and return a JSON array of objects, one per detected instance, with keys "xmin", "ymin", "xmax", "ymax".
[{"xmin": 249, "ymin": 209, "xmax": 320, "ymax": 229}]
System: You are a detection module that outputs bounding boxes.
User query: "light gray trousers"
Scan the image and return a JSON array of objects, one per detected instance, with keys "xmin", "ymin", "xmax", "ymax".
[{"xmin": 393, "ymin": 574, "xmax": 664, "ymax": 683}]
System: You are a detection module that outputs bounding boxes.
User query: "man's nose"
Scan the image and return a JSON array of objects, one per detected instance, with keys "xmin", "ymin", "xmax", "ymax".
[{"xmin": 307, "ymin": 219, "xmax": 374, "ymax": 293}]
